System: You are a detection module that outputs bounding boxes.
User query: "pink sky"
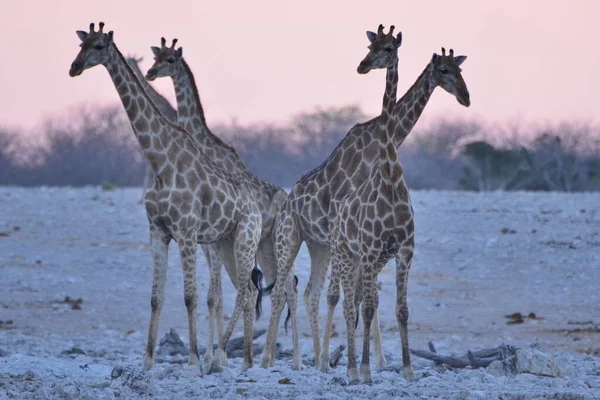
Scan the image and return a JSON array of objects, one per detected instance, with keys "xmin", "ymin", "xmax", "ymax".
[{"xmin": 1, "ymin": 1, "xmax": 599, "ymax": 133}]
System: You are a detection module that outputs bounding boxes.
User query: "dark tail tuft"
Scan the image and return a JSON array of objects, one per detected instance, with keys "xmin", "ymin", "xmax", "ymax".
[
  {"xmin": 284, "ymin": 275, "xmax": 299, "ymax": 334},
  {"xmin": 261, "ymin": 282, "xmax": 275, "ymax": 297},
  {"xmin": 251, "ymin": 267, "xmax": 264, "ymax": 321}
]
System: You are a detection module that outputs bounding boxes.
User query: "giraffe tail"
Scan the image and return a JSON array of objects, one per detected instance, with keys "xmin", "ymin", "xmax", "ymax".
[
  {"xmin": 252, "ymin": 266, "xmax": 264, "ymax": 321},
  {"xmin": 260, "ymin": 274, "xmax": 299, "ymax": 334},
  {"xmin": 283, "ymin": 275, "xmax": 299, "ymax": 334}
]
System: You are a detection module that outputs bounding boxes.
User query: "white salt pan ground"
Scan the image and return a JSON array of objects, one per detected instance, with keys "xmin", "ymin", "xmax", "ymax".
[{"xmin": 0, "ymin": 187, "xmax": 599, "ymax": 399}]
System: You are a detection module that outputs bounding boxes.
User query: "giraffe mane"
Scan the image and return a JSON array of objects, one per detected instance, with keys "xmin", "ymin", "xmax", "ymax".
[
  {"xmin": 111, "ymin": 42, "xmax": 205, "ymax": 151},
  {"xmin": 179, "ymin": 58, "xmax": 235, "ymax": 151}
]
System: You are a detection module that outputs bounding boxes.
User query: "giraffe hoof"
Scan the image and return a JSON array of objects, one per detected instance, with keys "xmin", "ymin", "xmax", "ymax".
[
  {"xmin": 203, "ymin": 353, "xmax": 213, "ymax": 370},
  {"xmin": 259, "ymin": 356, "xmax": 271, "ymax": 369},
  {"xmin": 207, "ymin": 362, "xmax": 225, "ymax": 375},
  {"xmin": 318, "ymin": 354, "xmax": 331, "ymax": 373},
  {"xmin": 347, "ymin": 367, "xmax": 360, "ymax": 383},
  {"xmin": 188, "ymin": 353, "xmax": 200, "ymax": 367},
  {"xmin": 291, "ymin": 357, "xmax": 302, "ymax": 371},
  {"xmin": 361, "ymin": 376, "xmax": 374, "ymax": 385},
  {"xmin": 403, "ymin": 366, "xmax": 416, "ymax": 382},
  {"xmin": 241, "ymin": 361, "xmax": 253, "ymax": 372},
  {"xmin": 141, "ymin": 355, "xmax": 154, "ymax": 372},
  {"xmin": 375, "ymin": 355, "xmax": 387, "ymax": 370}
]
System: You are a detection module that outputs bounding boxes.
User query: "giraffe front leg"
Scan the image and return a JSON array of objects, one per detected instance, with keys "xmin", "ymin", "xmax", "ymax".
[
  {"xmin": 395, "ymin": 247, "xmax": 415, "ymax": 381},
  {"xmin": 142, "ymin": 228, "xmax": 170, "ymax": 372},
  {"xmin": 319, "ymin": 251, "xmax": 341, "ymax": 373},
  {"xmin": 242, "ymin": 279, "xmax": 258, "ymax": 372},
  {"xmin": 337, "ymin": 244, "xmax": 359, "ymax": 384},
  {"xmin": 284, "ymin": 271, "xmax": 302, "ymax": 370},
  {"xmin": 360, "ymin": 270, "xmax": 378, "ymax": 385},
  {"xmin": 178, "ymin": 235, "xmax": 200, "ymax": 370},
  {"xmin": 261, "ymin": 209, "xmax": 301, "ymax": 369},
  {"xmin": 236, "ymin": 213, "xmax": 262, "ymax": 372},
  {"xmin": 202, "ymin": 245, "xmax": 220, "ymax": 370},
  {"xmin": 304, "ymin": 242, "xmax": 331, "ymax": 368},
  {"xmin": 372, "ymin": 306, "xmax": 387, "ymax": 370}
]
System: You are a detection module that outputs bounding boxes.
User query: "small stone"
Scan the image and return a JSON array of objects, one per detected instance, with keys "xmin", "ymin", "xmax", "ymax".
[
  {"xmin": 330, "ymin": 376, "xmax": 347, "ymax": 386},
  {"xmin": 515, "ymin": 348, "xmax": 562, "ymax": 377},
  {"xmin": 157, "ymin": 328, "xmax": 189, "ymax": 356},
  {"xmin": 60, "ymin": 346, "xmax": 86, "ymax": 357},
  {"xmin": 111, "ymin": 366, "xmax": 124, "ymax": 379},
  {"xmin": 23, "ymin": 370, "xmax": 35, "ymax": 379},
  {"xmin": 0, "ymin": 349, "xmax": 8, "ymax": 357},
  {"xmin": 486, "ymin": 358, "xmax": 517, "ymax": 377}
]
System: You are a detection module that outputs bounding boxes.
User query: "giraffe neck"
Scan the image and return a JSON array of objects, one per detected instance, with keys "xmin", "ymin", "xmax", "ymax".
[
  {"xmin": 127, "ymin": 58, "xmax": 178, "ymax": 123},
  {"xmin": 170, "ymin": 59, "xmax": 244, "ymax": 170},
  {"xmin": 391, "ymin": 63, "xmax": 436, "ymax": 148},
  {"xmin": 378, "ymin": 62, "xmax": 400, "ymax": 181},
  {"xmin": 381, "ymin": 60, "xmax": 399, "ymax": 119},
  {"xmin": 104, "ymin": 44, "xmax": 182, "ymax": 173}
]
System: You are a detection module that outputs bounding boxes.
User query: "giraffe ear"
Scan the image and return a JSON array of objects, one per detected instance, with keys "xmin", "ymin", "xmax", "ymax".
[
  {"xmin": 175, "ymin": 47, "xmax": 183, "ymax": 58},
  {"xmin": 151, "ymin": 46, "xmax": 161, "ymax": 56},
  {"xmin": 454, "ymin": 55, "xmax": 467, "ymax": 66},
  {"xmin": 76, "ymin": 30, "xmax": 88, "ymax": 41},
  {"xmin": 431, "ymin": 53, "xmax": 439, "ymax": 64},
  {"xmin": 394, "ymin": 32, "xmax": 403, "ymax": 47},
  {"xmin": 366, "ymin": 31, "xmax": 377, "ymax": 43}
]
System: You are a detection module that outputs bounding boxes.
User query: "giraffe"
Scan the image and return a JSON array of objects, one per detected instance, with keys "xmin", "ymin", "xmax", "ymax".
[
  {"xmin": 144, "ymin": 37, "xmax": 301, "ymax": 370},
  {"xmin": 325, "ymin": 27, "xmax": 417, "ymax": 385},
  {"xmin": 69, "ymin": 22, "xmax": 265, "ymax": 373},
  {"xmin": 319, "ymin": 24, "xmax": 400, "ymax": 374},
  {"xmin": 127, "ymin": 53, "xmax": 228, "ymax": 362},
  {"xmin": 265, "ymin": 29, "xmax": 470, "ymax": 379},
  {"xmin": 125, "ymin": 55, "xmax": 178, "ymax": 203}
]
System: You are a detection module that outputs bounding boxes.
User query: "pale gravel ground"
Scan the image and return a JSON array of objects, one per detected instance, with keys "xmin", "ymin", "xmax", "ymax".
[{"xmin": 0, "ymin": 187, "xmax": 599, "ymax": 399}]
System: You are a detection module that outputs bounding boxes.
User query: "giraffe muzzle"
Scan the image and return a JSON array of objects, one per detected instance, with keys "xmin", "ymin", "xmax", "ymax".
[
  {"xmin": 457, "ymin": 91, "xmax": 471, "ymax": 107},
  {"xmin": 69, "ymin": 61, "xmax": 83, "ymax": 77},
  {"xmin": 145, "ymin": 68, "xmax": 158, "ymax": 81},
  {"xmin": 357, "ymin": 61, "xmax": 371, "ymax": 74}
]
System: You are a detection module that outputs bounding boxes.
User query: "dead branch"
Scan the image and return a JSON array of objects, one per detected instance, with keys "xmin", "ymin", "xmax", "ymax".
[
  {"xmin": 410, "ymin": 343, "xmax": 518, "ymax": 369},
  {"xmin": 329, "ymin": 345, "xmax": 345, "ymax": 368}
]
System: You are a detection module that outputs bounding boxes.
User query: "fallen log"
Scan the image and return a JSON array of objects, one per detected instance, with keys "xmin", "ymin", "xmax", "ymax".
[
  {"xmin": 198, "ymin": 329, "xmax": 267, "ymax": 356},
  {"xmin": 329, "ymin": 345, "xmax": 346, "ymax": 368},
  {"xmin": 410, "ymin": 343, "xmax": 518, "ymax": 369}
]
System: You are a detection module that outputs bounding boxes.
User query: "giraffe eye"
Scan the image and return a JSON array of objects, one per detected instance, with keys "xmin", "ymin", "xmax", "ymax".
[
  {"xmin": 167, "ymin": 57, "xmax": 175, "ymax": 63},
  {"xmin": 439, "ymin": 67, "xmax": 449, "ymax": 75},
  {"xmin": 384, "ymin": 48, "xmax": 393, "ymax": 53},
  {"xmin": 94, "ymin": 44, "xmax": 104, "ymax": 51}
]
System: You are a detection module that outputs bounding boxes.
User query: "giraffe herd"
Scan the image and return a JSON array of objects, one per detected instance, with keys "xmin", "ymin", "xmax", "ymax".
[{"xmin": 68, "ymin": 21, "xmax": 470, "ymax": 384}]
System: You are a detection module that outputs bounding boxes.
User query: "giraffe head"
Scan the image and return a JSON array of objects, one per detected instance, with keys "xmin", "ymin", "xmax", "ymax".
[
  {"xmin": 69, "ymin": 22, "xmax": 114, "ymax": 77},
  {"xmin": 145, "ymin": 37, "xmax": 183, "ymax": 81},
  {"xmin": 357, "ymin": 24, "xmax": 402, "ymax": 74},
  {"xmin": 428, "ymin": 47, "xmax": 470, "ymax": 107}
]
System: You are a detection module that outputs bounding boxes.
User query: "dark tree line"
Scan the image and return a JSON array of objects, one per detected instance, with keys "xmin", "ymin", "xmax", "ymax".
[{"xmin": 1, "ymin": 104, "xmax": 599, "ymax": 192}]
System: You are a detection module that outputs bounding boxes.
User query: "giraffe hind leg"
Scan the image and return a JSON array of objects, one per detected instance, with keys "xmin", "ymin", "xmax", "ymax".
[
  {"xmin": 203, "ymin": 244, "xmax": 221, "ymax": 370},
  {"xmin": 319, "ymin": 247, "xmax": 341, "ymax": 373},
  {"xmin": 142, "ymin": 228, "xmax": 170, "ymax": 372},
  {"xmin": 304, "ymin": 241, "xmax": 331, "ymax": 369},
  {"xmin": 260, "ymin": 206, "xmax": 301, "ymax": 369},
  {"xmin": 396, "ymin": 247, "xmax": 415, "ymax": 381},
  {"xmin": 178, "ymin": 233, "xmax": 200, "ymax": 369}
]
